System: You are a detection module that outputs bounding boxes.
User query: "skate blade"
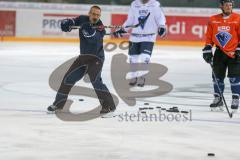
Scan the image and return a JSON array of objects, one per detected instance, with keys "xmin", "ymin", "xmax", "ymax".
[
  {"xmin": 101, "ymin": 112, "xmax": 117, "ymax": 118},
  {"xmin": 46, "ymin": 110, "xmax": 56, "ymax": 114},
  {"xmin": 47, "ymin": 110, "xmax": 74, "ymax": 114},
  {"xmin": 211, "ymin": 106, "xmax": 224, "ymax": 112},
  {"xmin": 46, "ymin": 110, "xmax": 64, "ymax": 114}
]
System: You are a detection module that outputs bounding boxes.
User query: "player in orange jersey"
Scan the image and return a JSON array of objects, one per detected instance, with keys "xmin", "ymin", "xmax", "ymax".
[{"xmin": 203, "ymin": 0, "xmax": 240, "ymax": 113}]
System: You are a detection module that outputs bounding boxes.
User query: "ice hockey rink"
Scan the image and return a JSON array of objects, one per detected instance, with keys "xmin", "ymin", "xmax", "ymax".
[{"xmin": 1, "ymin": 41, "xmax": 240, "ymax": 160}]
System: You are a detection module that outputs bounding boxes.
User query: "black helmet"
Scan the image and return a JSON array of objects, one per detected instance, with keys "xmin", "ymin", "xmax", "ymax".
[{"xmin": 220, "ymin": 0, "xmax": 234, "ymax": 5}]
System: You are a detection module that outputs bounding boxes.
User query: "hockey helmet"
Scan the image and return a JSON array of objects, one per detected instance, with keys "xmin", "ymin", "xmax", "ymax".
[{"xmin": 220, "ymin": 0, "xmax": 234, "ymax": 5}]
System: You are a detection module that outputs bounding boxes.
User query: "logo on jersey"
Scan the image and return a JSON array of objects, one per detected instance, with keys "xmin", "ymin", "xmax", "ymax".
[
  {"xmin": 139, "ymin": 10, "xmax": 148, "ymax": 15},
  {"xmin": 215, "ymin": 31, "xmax": 232, "ymax": 48},
  {"xmin": 218, "ymin": 26, "xmax": 230, "ymax": 32},
  {"xmin": 138, "ymin": 10, "xmax": 149, "ymax": 30}
]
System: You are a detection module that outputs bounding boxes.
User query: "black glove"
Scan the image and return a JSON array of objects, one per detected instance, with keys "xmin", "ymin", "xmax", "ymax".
[
  {"xmin": 202, "ymin": 45, "xmax": 213, "ymax": 63},
  {"xmin": 61, "ymin": 19, "xmax": 74, "ymax": 32},
  {"xmin": 113, "ymin": 28, "xmax": 127, "ymax": 38},
  {"xmin": 235, "ymin": 50, "xmax": 240, "ymax": 61},
  {"xmin": 95, "ymin": 24, "xmax": 105, "ymax": 32},
  {"xmin": 81, "ymin": 23, "xmax": 96, "ymax": 38},
  {"xmin": 158, "ymin": 26, "xmax": 167, "ymax": 38},
  {"xmin": 235, "ymin": 44, "xmax": 240, "ymax": 61}
]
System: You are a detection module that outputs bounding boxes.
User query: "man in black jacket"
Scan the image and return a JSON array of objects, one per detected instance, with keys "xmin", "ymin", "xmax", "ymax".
[{"xmin": 47, "ymin": 6, "xmax": 116, "ymax": 114}]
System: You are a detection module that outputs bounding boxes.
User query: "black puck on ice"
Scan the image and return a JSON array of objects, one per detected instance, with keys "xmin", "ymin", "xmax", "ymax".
[
  {"xmin": 207, "ymin": 153, "xmax": 215, "ymax": 157},
  {"xmin": 79, "ymin": 99, "xmax": 84, "ymax": 101},
  {"xmin": 181, "ymin": 111, "xmax": 189, "ymax": 114},
  {"xmin": 140, "ymin": 107, "xmax": 148, "ymax": 110},
  {"xmin": 148, "ymin": 107, "xmax": 154, "ymax": 110},
  {"xmin": 172, "ymin": 107, "xmax": 178, "ymax": 109},
  {"xmin": 156, "ymin": 106, "xmax": 161, "ymax": 109},
  {"xmin": 144, "ymin": 103, "xmax": 149, "ymax": 105},
  {"xmin": 141, "ymin": 111, "xmax": 147, "ymax": 114},
  {"xmin": 166, "ymin": 107, "xmax": 179, "ymax": 112},
  {"xmin": 166, "ymin": 109, "xmax": 179, "ymax": 113}
]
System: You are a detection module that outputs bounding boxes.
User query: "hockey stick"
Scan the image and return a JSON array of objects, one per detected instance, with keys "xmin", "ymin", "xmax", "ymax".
[
  {"xmin": 124, "ymin": 12, "xmax": 150, "ymax": 28},
  {"xmin": 71, "ymin": 24, "xmax": 125, "ymax": 29},
  {"xmin": 210, "ymin": 62, "xmax": 233, "ymax": 118},
  {"xmin": 71, "ymin": 12, "xmax": 151, "ymax": 30},
  {"xmin": 72, "ymin": 24, "xmax": 139, "ymax": 29},
  {"xmin": 105, "ymin": 32, "xmax": 156, "ymax": 36}
]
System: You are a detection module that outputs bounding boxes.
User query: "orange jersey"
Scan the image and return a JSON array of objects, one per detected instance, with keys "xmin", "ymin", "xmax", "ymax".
[{"xmin": 205, "ymin": 12, "xmax": 240, "ymax": 58}]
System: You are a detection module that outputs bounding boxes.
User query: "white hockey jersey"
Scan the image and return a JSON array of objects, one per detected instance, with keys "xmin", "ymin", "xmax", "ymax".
[{"xmin": 123, "ymin": 0, "xmax": 166, "ymax": 42}]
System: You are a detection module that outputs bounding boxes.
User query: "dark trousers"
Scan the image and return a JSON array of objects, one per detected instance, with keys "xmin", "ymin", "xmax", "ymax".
[
  {"xmin": 213, "ymin": 47, "xmax": 240, "ymax": 79},
  {"xmin": 128, "ymin": 41, "xmax": 154, "ymax": 56},
  {"xmin": 53, "ymin": 55, "xmax": 115, "ymax": 110},
  {"xmin": 212, "ymin": 47, "xmax": 240, "ymax": 96}
]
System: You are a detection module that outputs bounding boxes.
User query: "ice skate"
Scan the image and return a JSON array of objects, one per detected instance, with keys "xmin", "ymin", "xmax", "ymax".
[
  {"xmin": 137, "ymin": 76, "xmax": 145, "ymax": 87},
  {"xmin": 47, "ymin": 105, "xmax": 62, "ymax": 114},
  {"xmin": 100, "ymin": 106, "xmax": 116, "ymax": 118},
  {"xmin": 210, "ymin": 94, "xmax": 224, "ymax": 111},
  {"xmin": 231, "ymin": 95, "xmax": 239, "ymax": 114},
  {"xmin": 129, "ymin": 77, "xmax": 138, "ymax": 86}
]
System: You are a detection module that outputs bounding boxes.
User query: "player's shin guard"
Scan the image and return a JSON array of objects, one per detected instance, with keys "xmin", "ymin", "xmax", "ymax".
[
  {"xmin": 229, "ymin": 77, "xmax": 240, "ymax": 96},
  {"xmin": 139, "ymin": 53, "xmax": 150, "ymax": 74},
  {"xmin": 137, "ymin": 54, "xmax": 150, "ymax": 87},
  {"xmin": 129, "ymin": 55, "xmax": 139, "ymax": 86},
  {"xmin": 229, "ymin": 77, "xmax": 240, "ymax": 111},
  {"xmin": 213, "ymin": 77, "xmax": 225, "ymax": 97}
]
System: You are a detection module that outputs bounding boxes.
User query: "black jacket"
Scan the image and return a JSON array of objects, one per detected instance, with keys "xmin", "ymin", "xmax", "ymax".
[{"xmin": 73, "ymin": 15, "xmax": 106, "ymax": 60}]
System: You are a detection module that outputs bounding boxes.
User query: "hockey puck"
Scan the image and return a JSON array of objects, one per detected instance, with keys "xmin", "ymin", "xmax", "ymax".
[
  {"xmin": 79, "ymin": 99, "xmax": 84, "ymax": 101},
  {"xmin": 169, "ymin": 107, "xmax": 178, "ymax": 110},
  {"xmin": 167, "ymin": 107, "xmax": 179, "ymax": 112},
  {"xmin": 148, "ymin": 107, "xmax": 154, "ymax": 110},
  {"xmin": 144, "ymin": 103, "xmax": 149, "ymax": 106},
  {"xmin": 166, "ymin": 110, "xmax": 179, "ymax": 113},
  {"xmin": 207, "ymin": 153, "xmax": 215, "ymax": 157},
  {"xmin": 141, "ymin": 111, "xmax": 147, "ymax": 114},
  {"xmin": 156, "ymin": 106, "xmax": 161, "ymax": 109},
  {"xmin": 181, "ymin": 111, "xmax": 189, "ymax": 114}
]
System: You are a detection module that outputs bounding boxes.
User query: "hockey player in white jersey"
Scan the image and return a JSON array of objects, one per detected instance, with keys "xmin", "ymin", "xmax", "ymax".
[{"xmin": 113, "ymin": 0, "xmax": 167, "ymax": 87}]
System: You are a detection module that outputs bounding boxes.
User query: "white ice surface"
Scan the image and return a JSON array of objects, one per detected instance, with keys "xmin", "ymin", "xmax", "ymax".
[{"xmin": 0, "ymin": 42, "xmax": 240, "ymax": 160}]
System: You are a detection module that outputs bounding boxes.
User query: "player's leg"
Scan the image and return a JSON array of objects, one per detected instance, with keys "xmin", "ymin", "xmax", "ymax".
[
  {"xmin": 227, "ymin": 58, "xmax": 240, "ymax": 112},
  {"xmin": 128, "ymin": 41, "xmax": 141, "ymax": 86},
  {"xmin": 137, "ymin": 42, "xmax": 154, "ymax": 87},
  {"xmin": 211, "ymin": 48, "xmax": 227, "ymax": 110},
  {"xmin": 90, "ymin": 67, "xmax": 116, "ymax": 114},
  {"xmin": 48, "ymin": 56, "xmax": 86, "ymax": 112}
]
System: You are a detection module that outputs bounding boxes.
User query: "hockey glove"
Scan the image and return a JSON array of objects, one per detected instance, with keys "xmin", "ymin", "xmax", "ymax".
[
  {"xmin": 235, "ymin": 44, "xmax": 240, "ymax": 61},
  {"xmin": 202, "ymin": 45, "xmax": 213, "ymax": 63},
  {"xmin": 95, "ymin": 24, "xmax": 105, "ymax": 32},
  {"xmin": 113, "ymin": 28, "xmax": 127, "ymax": 38},
  {"xmin": 61, "ymin": 19, "xmax": 74, "ymax": 32},
  {"xmin": 158, "ymin": 26, "xmax": 167, "ymax": 38},
  {"xmin": 81, "ymin": 23, "xmax": 96, "ymax": 38}
]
